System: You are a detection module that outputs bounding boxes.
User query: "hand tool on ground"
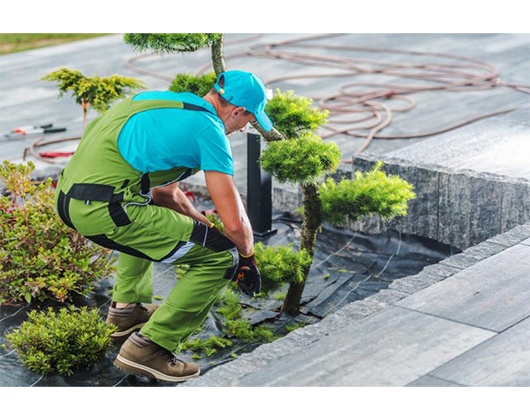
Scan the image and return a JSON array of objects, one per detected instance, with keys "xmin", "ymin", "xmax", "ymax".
[{"xmin": 3, "ymin": 124, "xmax": 67, "ymax": 139}]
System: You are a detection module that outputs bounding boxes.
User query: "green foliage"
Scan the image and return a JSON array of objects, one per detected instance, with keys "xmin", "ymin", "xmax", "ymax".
[
  {"xmin": 266, "ymin": 90, "xmax": 329, "ymax": 139},
  {"xmin": 285, "ymin": 321, "xmax": 308, "ymax": 333},
  {"xmin": 215, "ymin": 288, "xmax": 242, "ymax": 321},
  {"xmin": 320, "ymin": 162, "xmax": 416, "ymax": 226},
  {"xmin": 123, "ymin": 33, "xmax": 223, "ymax": 53},
  {"xmin": 4, "ymin": 305, "xmax": 116, "ymax": 376},
  {"xmin": 182, "ymin": 335, "xmax": 233, "ymax": 359},
  {"xmin": 260, "ymin": 132, "xmax": 342, "ymax": 185},
  {"xmin": 0, "ymin": 161, "xmax": 115, "ymax": 304},
  {"xmin": 215, "ymin": 289, "xmax": 276, "ymax": 343},
  {"xmin": 224, "ymin": 318, "xmax": 276, "ymax": 343},
  {"xmin": 254, "ymin": 242, "xmax": 312, "ymax": 293},
  {"xmin": 169, "ymin": 72, "xmax": 217, "ymax": 97},
  {"xmin": 40, "ymin": 67, "xmax": 145, "ymax": 113},
  {"xmin": 181, "ymin": 288, "xmax": 276, "ymax": 358},
  {"xmin": 0, "ymin": 34, "xmax": 106, "ymax": 55}
]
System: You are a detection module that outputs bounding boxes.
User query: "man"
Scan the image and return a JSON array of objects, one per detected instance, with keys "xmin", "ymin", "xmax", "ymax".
[{"xmin": 55, "ymin": 69, "xmax": 273, "ymax": 382}]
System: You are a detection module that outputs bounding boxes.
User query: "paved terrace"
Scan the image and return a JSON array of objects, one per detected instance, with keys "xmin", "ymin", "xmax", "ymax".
[
  {"xmin": 184, "ymin": 223, "xmax": 530, "ymax": 387},
  {"xmin": 1, "ymin": 34, "xmax": 529, "ymax": 390}
]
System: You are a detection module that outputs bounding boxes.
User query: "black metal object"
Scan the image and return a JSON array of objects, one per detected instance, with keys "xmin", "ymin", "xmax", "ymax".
[{"xmin": 247, "ymin": 132, "xmax": 277, "ymax": 239}]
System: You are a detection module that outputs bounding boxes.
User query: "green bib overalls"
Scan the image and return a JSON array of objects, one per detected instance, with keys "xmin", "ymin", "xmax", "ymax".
[{"xmin": 55, "ymin": 97, "xmax": 238, "ymax": 352}]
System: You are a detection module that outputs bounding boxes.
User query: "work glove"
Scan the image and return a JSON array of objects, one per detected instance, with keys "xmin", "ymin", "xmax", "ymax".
[{"xmin": 235, "ymin": 252, "xmax": 262, "ymax": 296}]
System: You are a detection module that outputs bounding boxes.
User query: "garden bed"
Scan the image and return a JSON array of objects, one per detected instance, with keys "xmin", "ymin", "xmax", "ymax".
[{"xmin": 0, "ymin": 210, "xmax": 458, "ymax": 387}]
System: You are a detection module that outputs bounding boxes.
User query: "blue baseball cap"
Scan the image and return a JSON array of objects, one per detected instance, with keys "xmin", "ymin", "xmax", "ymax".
[{"xmin": 214, "ymin": 70, "xmax": 273, "ymax": 132}]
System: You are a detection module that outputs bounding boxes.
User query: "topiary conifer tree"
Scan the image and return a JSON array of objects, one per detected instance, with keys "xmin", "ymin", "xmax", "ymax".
[
  {"xmin": 41, "ymin": 68, "xmax": 145, "ymax": 129},
  {"xmin": 261, "ymin": 90, "xmax": 416, "ymax": 315}
]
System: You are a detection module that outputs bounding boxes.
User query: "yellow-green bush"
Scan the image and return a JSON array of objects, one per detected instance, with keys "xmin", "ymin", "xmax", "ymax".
[
  {"xmin": 170, "ymin": 72, "xmax": 217, "ymax": 97},
  {"xmin": 4, "ymin": 306, "xmax": 116, "ymax": 376},
  {"xmin": 320, "ymin": 161, "xmax": 416, "ymax": 226}
]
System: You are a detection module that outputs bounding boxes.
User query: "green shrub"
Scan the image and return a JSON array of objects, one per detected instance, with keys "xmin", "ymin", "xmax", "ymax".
[
  {"xmin": 224, "ymin": 318, "xmax": 276, "ymax": 343},
  {"xmin": 4, "ymin": 305, "xmax": 116, "ymax": 376},
  {"xmin": 260, "ymin": 132, "xmax": 342, "ymax": 185},
  {"xmin": 169, "ymin": 72, "xmax": 217, "ymax": 97},
  {"xmin": 254, "ymin": 242, "xmax": 312, "ymax": 293},
  {"xmin": 0, "ymin": 161, "xmax": 115, "ymax": 304},
  {"xmin": 214, "ymin": 289, "xmax": 276, "ymax": 345},
  {"xmin": 205, "ymin": 211, "xmax": 225, "ymax": 232},
  {"xmin": 216, "ymin": 289, "xmax": 276, "ymax": 343},
  {"xmin": 215, "ymin": 287, "xmax": 242, "ymax": 321},
  {"xmin": 266, "ymin": 89, "xmax": 329, "ymax": 139},
  {"xmin": 320, "ymin": 161, "xmax": 416, "ymax": 226},
  {"xmin": 124, "ymin": 33, "xmax": 222, "ymax": 53},
  {"xmin": 41, "ymin": 68, "xmax": 145, "ymax": 114}
]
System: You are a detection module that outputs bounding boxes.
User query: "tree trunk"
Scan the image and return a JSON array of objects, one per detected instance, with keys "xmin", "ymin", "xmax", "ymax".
[
  {"xmin": 82, "ymin": 101, "xmax": 89, "ymax": 130},
  {"xmin": 211, "ymin": 35, "xmax": 226, "ymax": 76},
  {"xmin": 282, "ymin": 182, "xmax": 322, "ymax": 315},
  {"xmin": 251, "ymin": 122, "xmax": 284, "ymax": 142}
]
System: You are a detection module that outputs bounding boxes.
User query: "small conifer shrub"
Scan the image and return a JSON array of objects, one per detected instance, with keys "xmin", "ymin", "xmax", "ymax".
[
  {"xmin": 40, "ymin": 68, "xmax": 145, "ymax": 128},
  {"xmin": 320, "ymin": 161, "xmax": 416, "ymax": 226},
  {"xmin": 254, "ymin": 242, "xmax": 312, "ymax": 294},
  {"xmin": 4, "ymin": 306, "xmax": 116, "ymax": 376},
  {"xmin": 169, "ymin": 72, "xmax": 217, "ymax": 97}
]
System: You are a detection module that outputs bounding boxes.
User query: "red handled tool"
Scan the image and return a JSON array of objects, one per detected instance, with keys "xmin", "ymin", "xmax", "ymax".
[{"xmin": 3, "ymin": 123, "xmax": 67, "ymax": 139}]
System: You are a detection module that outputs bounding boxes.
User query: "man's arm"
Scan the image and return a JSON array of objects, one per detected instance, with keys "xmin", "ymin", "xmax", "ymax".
[
  {"xmin": 151, "ymin": 183, "xmax": 211, "ymax": 226},
  {"xmin": 204, "ymin": 170, "xmax": 254, "ymax": 256}
]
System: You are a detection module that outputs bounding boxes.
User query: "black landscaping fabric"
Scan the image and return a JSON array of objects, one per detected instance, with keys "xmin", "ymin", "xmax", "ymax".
[{"xmin": 0, "ymin": 208, "xmax": 458, "ymax": 387}]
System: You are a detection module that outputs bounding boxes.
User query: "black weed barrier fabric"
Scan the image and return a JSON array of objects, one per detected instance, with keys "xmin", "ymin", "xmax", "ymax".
[{"xmin": 0, "ymin": 215, "xmax": 459, "ymax": 387}]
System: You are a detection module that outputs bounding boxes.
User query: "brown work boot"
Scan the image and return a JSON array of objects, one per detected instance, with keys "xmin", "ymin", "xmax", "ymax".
[
  {"xmin": 106, "ymin": 302, "xmax": 159, "ymax": 341},
  {"xmin": 114, "ymin": 332, "xmax": 200, "ymax": 382}
]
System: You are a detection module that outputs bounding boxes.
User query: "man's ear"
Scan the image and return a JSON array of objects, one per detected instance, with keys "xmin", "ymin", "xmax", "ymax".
[{"xmin": 233, "ymin": 106, "xmax": 247, "ymax": 117}]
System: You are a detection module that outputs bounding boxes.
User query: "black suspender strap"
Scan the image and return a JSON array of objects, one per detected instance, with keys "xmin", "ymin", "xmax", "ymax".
[{"xmin": 182, "ymin": 102, "xmax": 214, "ymax": 115}]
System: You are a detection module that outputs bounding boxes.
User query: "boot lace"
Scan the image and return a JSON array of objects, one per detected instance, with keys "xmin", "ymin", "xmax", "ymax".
[{"xmin": 162, "ymin": 349, "xmax": 179, "ymax": 367}]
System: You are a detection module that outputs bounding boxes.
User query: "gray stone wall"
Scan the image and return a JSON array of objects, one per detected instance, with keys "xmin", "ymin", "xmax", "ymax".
[{"xmin": 272, "ymin": 157, "xmax": 530, "ymax": 250}]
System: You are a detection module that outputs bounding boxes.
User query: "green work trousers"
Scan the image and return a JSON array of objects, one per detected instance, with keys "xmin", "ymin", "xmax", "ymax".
[
  {"xmin": 115, "ymin": 246, "xmax": 235, "ymax": 353},
  {"xmin": 112, "ymin": 202, "xmax": 237, "ymax": 352},
  {"xmin": 56, "ymin": 172, "xmax": 238, "ymax": 353}
]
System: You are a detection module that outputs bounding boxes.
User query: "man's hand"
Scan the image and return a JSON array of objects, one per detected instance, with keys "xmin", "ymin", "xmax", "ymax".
[{"xmin": 235, "ymin": 253, "xmax": 261, "ymax": 296}]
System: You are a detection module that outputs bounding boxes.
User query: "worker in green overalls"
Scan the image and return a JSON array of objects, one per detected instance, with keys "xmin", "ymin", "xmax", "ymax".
[{"xmin": 55, "ymin": 70, "xmax": 273, "ymax": 382}]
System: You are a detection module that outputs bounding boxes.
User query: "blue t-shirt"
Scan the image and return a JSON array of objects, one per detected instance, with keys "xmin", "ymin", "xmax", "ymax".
[{"xmin": 117, "ymin": 91, "xmax": 233, "ymax": 176}]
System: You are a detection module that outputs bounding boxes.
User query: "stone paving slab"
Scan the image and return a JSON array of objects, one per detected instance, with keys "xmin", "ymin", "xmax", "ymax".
[
  {"xmin": 395, "ymin": 244, "xmax": 530, "ymax": 332},
  {"xmin": 428, "ymin": 317, "xmax": 530, "ymax": 387},
  {"xmin": 407, "ymin": 375, "xmax": 464, "ymax": 387},
  {"xmin": 209, "ymin": 306, "xmax": 495, "ymax": 386}
]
